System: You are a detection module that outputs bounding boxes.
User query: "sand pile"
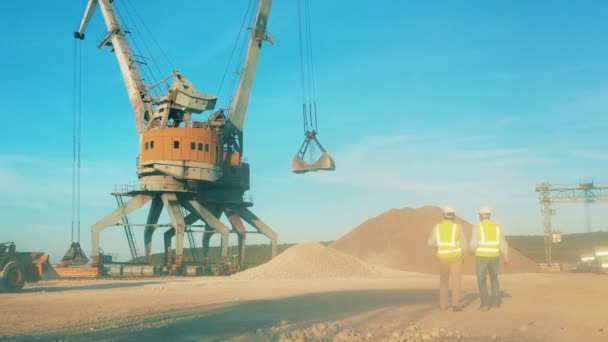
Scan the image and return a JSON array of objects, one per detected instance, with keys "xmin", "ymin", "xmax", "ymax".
[
  {"xmin": 234, "ymin": 241, "xmax": 407, "ymax": 280},
  {"xmin": 332, "ymin": 206, "xmax": 541, "ymax": 274}
]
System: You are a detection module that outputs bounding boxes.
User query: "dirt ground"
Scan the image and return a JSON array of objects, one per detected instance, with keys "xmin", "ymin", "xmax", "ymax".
[{"xmin": 1, "ymin": 273, "xmax": 607, "ymax": 342}]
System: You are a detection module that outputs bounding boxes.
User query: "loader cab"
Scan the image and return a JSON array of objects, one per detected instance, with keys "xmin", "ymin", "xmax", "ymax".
[{"xmin": 0, "ymin": 242, "xmax": 16, "ymax": 257}]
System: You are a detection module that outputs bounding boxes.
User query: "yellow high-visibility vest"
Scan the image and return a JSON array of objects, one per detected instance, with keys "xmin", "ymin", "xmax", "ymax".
[
  {"xmin": 434, "ymin": 220, "xmax": 462, "ymax": 259},
  {"xmin": 475, "ymin": 220, "xmax": 502, "ymax": 257}
]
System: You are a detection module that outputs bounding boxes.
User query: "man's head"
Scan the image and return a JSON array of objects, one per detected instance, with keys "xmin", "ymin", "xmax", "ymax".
[
  {"xmin": 443, "ymin": 205, "xmax": 456, "ymax": 220},
  {"xmin": 478, "ymin": 205, "xmax": 492, "ymax": 221}
]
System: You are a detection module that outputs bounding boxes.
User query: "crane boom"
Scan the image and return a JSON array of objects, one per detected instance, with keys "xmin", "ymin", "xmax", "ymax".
[
  {"xmin": 75, "ymin": 0, "xmax": 97, "ymax": 36},
  {"xmin": 75, "ymin": 0, "xmax": 151, "ymax": 136},
  {"xmin": 222, "ymin": 0, "xmax": 273, "ymax": 151}
]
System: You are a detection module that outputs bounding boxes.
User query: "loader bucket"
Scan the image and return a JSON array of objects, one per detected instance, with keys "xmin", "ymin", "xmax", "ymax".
[
  {"xmin": 13, "ymin": 252, "xmax": 58, "ymax": 283},
  {"xmin": 291, "ymin": 131, "xmax": 336, "ymax": 174},
  {"xmin": 29, "ymin": 253, "xmax": 58, "ymax": 281},
  {"xmin": 37, "ymin": 255, "xmax": 59, "ymax": 281}
]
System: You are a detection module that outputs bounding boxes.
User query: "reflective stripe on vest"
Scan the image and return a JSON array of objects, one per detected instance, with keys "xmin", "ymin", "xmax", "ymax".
[
  {"xmin": 476, "ymin": 220, "xmax": 501, "ymax": 257},
  {"xmin": 435, "ymin": 221, "xmax": 462, "ymax": 258}
]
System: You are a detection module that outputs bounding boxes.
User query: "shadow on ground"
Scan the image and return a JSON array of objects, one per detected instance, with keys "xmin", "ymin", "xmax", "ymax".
[{"xmin": 7, "ymin": 288, "xmax": 439, "ymax": 342}]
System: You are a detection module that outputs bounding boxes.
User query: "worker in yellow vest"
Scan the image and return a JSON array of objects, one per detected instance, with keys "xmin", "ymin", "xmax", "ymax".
[
  {"xmin": 470, "ymin": 205, "xmax": 510, "ymax": 310},
  {"xmin": 427, "ymin": 205, "xmax": 467, "ymax": 312}
]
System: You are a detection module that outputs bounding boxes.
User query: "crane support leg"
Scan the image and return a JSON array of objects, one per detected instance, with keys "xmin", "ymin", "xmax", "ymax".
[
  {"xmin": 163, "ymin": 228, "xmax": 175, "ymax": 266},
  {"xmin": 202, "ymin": 231, "xmax": 213, "ymax": 261},
  {"xmin": 211, "ymin": 207, "xmax": 230, "ymax": 264},
  {"xmin": 144, "ymin": 196, "xmax": 164, "ymax": 264},
  {"xmin": 161, "ymin": 194, "xmax": 185, "ymax": 266},
  {"xmin": 91, "ymin": 194, "xmax": 152, "ymax": 266},
  {"xmin": 226, "ymin": 208, "xmax": 247, "ymax": 267},
  {"xmin": 185, "ymin": 200, "xmax": 230, "ymax": 263},
  {"xmin": 184, "ymin": 212, "xmax": 201, "ymax": 262},
  {"xmin": 239, "ymin": 208, "xmax": 278, "ymax": 258}
]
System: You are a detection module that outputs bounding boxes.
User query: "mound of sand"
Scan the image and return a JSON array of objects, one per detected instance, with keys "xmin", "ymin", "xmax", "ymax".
[
  {"xmin": 332, "ymin": 206, "xmax": 541, "ymax": 274},
  {"xmin": 234, "ymin": 241, "xmax": 411, "ymax": 280}
]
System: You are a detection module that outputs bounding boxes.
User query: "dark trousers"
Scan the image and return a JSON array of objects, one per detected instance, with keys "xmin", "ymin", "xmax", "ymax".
[{"xmin": 475, "ymin": 256, "xmax": 501, "ymax": 306}]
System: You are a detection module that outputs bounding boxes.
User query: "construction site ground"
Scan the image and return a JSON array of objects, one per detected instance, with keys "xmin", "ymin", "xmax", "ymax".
[{"xmin": 1, "ymin": 273, "xmax": 607, "ymax": 342}]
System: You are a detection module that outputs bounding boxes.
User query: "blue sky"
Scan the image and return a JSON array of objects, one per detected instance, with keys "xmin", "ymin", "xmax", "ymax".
[{"xmin": 1, "ymin": 0, "xmax": 608, "ymax": 261}]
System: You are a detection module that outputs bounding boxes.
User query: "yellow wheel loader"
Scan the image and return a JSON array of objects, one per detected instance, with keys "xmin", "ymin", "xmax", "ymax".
[{"xmin": 0, "ymin": 242, "xmax": 58, "ymax": 292}]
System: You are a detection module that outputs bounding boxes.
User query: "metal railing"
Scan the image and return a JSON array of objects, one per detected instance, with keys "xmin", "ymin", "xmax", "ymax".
[{"xmin": 113, "ymin": 181, "xmax": 141, "ymax": 194}]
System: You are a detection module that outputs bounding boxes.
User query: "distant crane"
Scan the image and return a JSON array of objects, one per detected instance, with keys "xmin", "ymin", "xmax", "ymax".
[{"xmin": 535, "ymin": 181, "xmax": 608, "ymax": 265}]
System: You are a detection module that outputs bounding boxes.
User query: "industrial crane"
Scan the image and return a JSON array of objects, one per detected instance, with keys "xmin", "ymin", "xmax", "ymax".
[
  {"xmin": 535, "ymin": 181, "xmax": 608, "ymax": 266},
  {"xmin": 74, "ymin": 0, "xmax": 277, "ymax": 274}
]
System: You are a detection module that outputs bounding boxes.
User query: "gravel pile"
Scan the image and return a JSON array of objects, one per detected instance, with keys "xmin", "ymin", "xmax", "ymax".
[{"xmin": 233, "ymin": 241, "xmax": 402, "ymax": 280}]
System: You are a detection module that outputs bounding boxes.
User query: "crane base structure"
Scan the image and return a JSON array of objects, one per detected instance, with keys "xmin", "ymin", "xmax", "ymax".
[{"xmin": 89, "ymin": 173, "xmax": 277, "ymax": 276}]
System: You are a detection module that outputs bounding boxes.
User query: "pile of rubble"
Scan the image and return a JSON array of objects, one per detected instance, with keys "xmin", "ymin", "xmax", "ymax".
[
  {"xmin": 383, "ymin": 325, "xmax": 465, "ymax": 342},
  {"xmin": 260, "ymin": 320, "xmax": 513, "ymax": 342}
]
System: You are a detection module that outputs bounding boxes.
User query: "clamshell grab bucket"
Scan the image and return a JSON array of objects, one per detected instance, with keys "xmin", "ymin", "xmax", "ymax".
[{"xmin": 291, "ymin": 131, "xmax": 335, "ymax": 173}]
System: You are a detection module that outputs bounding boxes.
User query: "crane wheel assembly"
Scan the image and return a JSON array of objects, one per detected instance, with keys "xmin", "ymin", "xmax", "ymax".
[{"xmin": 54, "ymin": 263, "xmax": 238, "ymax": 279}]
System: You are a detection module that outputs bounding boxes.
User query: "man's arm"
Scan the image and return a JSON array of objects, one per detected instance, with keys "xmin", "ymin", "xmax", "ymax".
[
  {"xmin": 459, "ymin": 227, "xmax": 468, "ymax": 252},
  {"xmin": 427, "ymin": 227, "xmax": 437, "ymax": 247},
  {"xmin": 469, "ymin": 225, "xmax": 478, "ymax": 252},
  {"xmin": 500, "ymin": 233, "xmax": 510, "ymax": 261}
]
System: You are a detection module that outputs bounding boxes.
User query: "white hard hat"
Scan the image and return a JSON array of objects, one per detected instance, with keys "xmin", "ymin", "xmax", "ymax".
[
  {"xmin": 443, "ymin": 205, "xmax": 456, "ymax": 214},
  {"xmin": 478, "ymin": 205, "xmax": 492, "ymax": 214}
]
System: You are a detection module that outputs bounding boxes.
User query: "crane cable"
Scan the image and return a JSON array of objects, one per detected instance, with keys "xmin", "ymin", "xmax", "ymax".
[
  {"xmin": 71, "ymin": 38, "xmax": 83, "ymax": 244},
  {"xmin": 123, "ymin": 0, "xmax": 175, "ymax": 73},
  {"xmin": 297, "ymin": 0, "xmax": 318, "ymax": 134},
  {"xmin": 218, "ymin": 0, "xmax": 256, "ymax": 100},
  {"xmin": 224, "ymin": 1, "xmax": 259, "ymax": 111}
]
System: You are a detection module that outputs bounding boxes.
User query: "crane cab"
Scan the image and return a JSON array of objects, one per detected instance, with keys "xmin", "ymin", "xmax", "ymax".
[{"xmin": 138, "ymin": 125, "xmax": 223, "ymax": 183}]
